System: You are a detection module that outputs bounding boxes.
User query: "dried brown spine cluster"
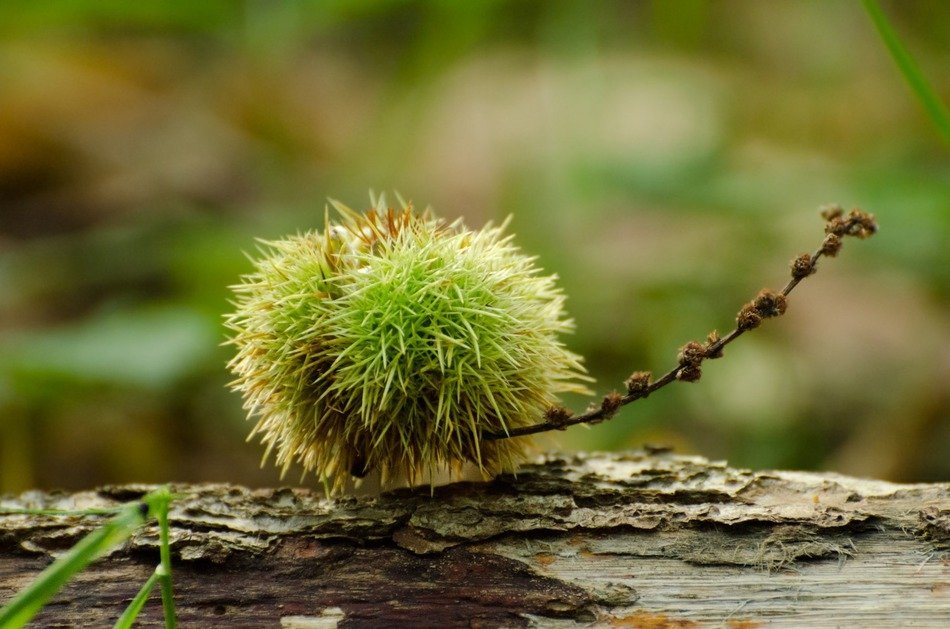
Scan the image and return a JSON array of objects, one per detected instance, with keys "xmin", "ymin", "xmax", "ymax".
[{"xmin": 483, "ymin": 206, "xmax": 878, "ymax": 440}]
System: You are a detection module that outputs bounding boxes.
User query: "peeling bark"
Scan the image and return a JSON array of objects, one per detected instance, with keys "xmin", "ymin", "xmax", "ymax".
[{"xmin": 1, "ymin": 451, "xmax": 948, "ymax": 627}]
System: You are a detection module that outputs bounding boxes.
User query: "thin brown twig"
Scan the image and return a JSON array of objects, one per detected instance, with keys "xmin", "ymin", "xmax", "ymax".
[{"xmin": 482, "ymin": 206, "xmax": 878, "ymax": 441}]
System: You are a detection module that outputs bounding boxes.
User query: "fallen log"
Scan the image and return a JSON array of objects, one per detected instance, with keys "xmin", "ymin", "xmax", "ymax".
[{"xmin": 1, "ymin": 451, "xmax": 947, "ymax": 627}]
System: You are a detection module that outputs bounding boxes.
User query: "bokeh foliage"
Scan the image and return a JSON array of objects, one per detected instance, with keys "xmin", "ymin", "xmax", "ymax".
[{"xmin": 1, "ymin": 0, "xmax": 947, "ymax": 491}]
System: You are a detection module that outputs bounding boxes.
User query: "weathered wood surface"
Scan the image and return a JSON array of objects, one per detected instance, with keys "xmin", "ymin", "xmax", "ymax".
[{"xmin": 1, "ymin": 450, "xmax": 948, "ymax": 628}]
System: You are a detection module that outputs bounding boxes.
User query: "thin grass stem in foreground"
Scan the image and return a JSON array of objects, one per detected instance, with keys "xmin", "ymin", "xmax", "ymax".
[
  {"xmin": 154, "ymin": 488, "xmax": 178, "ymax": 629},
  {"xmin": 113, "ymin": 569, "xmax": 161, "ymax": 629},
  {"xmin": 862, "ymin": 0, "xmax": 950, "ymax": 143}
]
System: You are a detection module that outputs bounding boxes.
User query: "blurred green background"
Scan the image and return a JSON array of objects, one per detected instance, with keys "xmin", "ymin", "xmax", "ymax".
[{"xmin": 1, "ymin": 0, "xmax": 947, "ymax": 492}]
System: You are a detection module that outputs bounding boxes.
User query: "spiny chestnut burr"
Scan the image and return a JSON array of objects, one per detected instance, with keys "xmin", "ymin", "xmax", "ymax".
[
  {"xmin": 225, "ymin": 199, "xmax": 878, "ymax": 488},
  {"xmin": 225, "ymin": 195, "xmax": 590, "ymax": 492}
]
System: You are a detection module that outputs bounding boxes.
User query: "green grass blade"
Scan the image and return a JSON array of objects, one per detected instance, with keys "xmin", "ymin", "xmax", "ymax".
[
  {"xmin": 862, "ymin": 0, "xmax": 950, "ymax": 143},
  {"xmin": 113, "ymin": 568, "xmax": 160, "ymax": 629},
  {"xmin": 149, "ymin": 487, "xmax": 178, "ymax": 629},
  {"xmin": 0, "ymin": 501, "xmax": 148, "ymax": 629}
]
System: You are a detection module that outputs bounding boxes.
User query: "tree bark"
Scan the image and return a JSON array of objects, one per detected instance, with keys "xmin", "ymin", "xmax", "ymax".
[{"xmin": 1, "ymin": 450, "xmax": 948, "ymax": 628}]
